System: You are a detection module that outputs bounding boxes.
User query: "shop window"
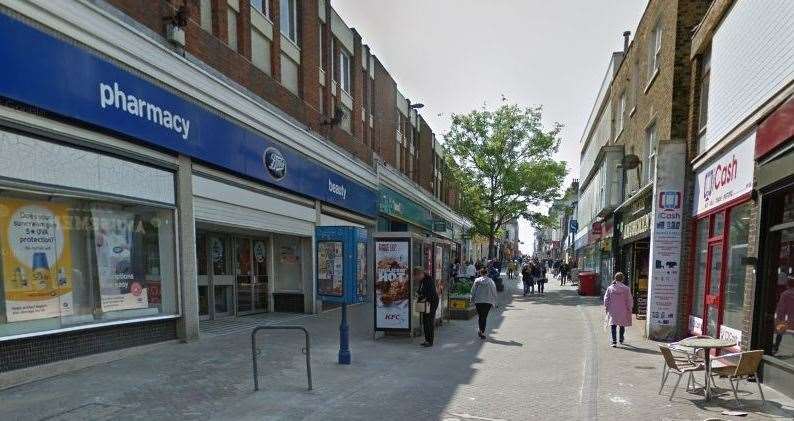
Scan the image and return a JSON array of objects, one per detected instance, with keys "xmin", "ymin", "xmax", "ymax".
[
  {"xmin": 713, "ymin": 211, "xmax": 725, "ymax": 237},
  {"xmin": 691, "ymin": 219, "xmax": 709, "ymax": 323},
  {"xmin": 274, "ymin": 235, "xmax": 303, "ymax": 291},
  {"xmin": 0, "ymin": 191, "xmax": 177, "ymax": 338},
  {"xmin": 765, "ymin": 190, "xmax": 794, "ymax": 360},
  {"xmin": 723, "ymin": 203, "xmax": 750, "ymax": 330}
]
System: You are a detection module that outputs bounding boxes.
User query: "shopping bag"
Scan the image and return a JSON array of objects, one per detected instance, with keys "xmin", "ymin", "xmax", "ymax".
[{"xmin": 415, "ymin": 300, "xmax": 430, "ymax": 314}]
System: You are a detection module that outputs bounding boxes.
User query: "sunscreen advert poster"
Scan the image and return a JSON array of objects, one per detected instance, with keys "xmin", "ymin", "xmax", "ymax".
[{"xmin": 0, "ymin": 199, "xmax": 74, "ymax": 322}]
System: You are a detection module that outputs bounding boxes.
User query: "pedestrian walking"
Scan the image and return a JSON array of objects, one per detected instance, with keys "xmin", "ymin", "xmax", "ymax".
[
  {"xmin": 604, "ymin": 272, "xmax": 633, "ymax": 347},
  {"xmin": 471, "ymin": 268, "xmax": 498, "ymax": 339},
  {"xmin": 521, "ymin": 263, "xmax": 534, "ymax": 296},
  {"xmin": 537, "ymin": 269, "xmax": 547, "ymax": 295},
  {"xmin": 560, "ymin": 262, "xmax": 569, "ymax": 286},
  {"xmin": 415, "ymin": 266, "xmax": 439, "ymax": 347}
]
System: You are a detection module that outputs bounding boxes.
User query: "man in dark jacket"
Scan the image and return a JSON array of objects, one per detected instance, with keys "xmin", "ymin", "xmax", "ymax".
[{"xmin": 415, "ymin": 266, "xmax": 439, "ymax": 347}]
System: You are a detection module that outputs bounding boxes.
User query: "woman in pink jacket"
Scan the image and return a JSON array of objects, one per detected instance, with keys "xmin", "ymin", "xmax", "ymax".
[{"xmin": 604, "ymin": 272, "xmax": 633, "ymax": 347}]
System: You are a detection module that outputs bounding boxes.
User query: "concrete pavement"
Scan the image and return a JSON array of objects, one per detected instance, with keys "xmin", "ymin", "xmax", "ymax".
[{"xmin": 1, "ymin": 277, "xmax": 793, "ymax": 420}]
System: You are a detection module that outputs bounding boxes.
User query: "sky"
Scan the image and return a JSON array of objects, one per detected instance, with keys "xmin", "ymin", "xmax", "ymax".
[{"xmin": 331, "ymin": 0, "xmax": 648, "ymax": 255}]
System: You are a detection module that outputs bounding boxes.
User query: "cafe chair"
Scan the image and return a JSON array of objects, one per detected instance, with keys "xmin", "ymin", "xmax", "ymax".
[
  {"xmin": 659, "ymin": 346, "xmax": 705, "ymax": 401},
  {"xmin": 710, "ymin": 350, "xmax": 765, "ymax": 407},
  {"xmin": 659, "ymin": 335, "xmax": 711, "ymax": 389}
]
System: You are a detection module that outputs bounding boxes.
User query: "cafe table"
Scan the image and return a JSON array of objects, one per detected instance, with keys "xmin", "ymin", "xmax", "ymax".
[{"xmin": 676, "ymin": 337, "xmax": 736, "ymax": 400}]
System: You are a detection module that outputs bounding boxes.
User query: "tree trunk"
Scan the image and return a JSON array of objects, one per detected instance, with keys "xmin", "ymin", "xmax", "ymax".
[{"xmin": 488, "ymin": 235, "xmax": 495, "ymax": 259}]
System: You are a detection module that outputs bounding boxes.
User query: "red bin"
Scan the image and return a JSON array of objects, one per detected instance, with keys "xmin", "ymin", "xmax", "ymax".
[{"xmin": 577, "ymin": 272, "xmax": 599, "ymax": 296}]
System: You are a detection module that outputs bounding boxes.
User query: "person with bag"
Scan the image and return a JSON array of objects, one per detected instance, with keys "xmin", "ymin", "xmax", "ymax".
[
  {"xmin": 415, "ymin": 266, "xmax": 439, "ymax": 347},
  {"xmin": 604, "ymin": 272, "xmax": 633, "ymax": 347},
  {"xmin": 536, "ymin": 262, "xmax": 548, "ymax": 295},
  {"xmin": 521, "ymin": 263, "xmax": 533, "ymax": 296},
  {"xmin": 471, "ymin": 268, "xmax": 498, "ymax": 339}
]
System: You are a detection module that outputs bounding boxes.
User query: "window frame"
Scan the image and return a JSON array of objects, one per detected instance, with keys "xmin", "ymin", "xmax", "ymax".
[
  {"xmin": 616, "ymin": 92, "xmax": 626, "ymax": 139},
  {"xmin": 250, "ymin": 0, "xmax": 269, "ymax": 18},
  {"xmin": 644, "ymin": 121, "xmax": 658, "ymax": 183},
  {"xmin": 280, "ymin": 0, "xmax": 299, "ymax": 44},
  {"xmin": 227, "ymin": 8, "xmax": 239, "ymax": 51},
  {"xmin": 339, "ymin": 49, "xmax": 352, "ymax": 94},
  {"xmin": 647, "ymin": 21, "xmax": 662, "ymax": 84}
]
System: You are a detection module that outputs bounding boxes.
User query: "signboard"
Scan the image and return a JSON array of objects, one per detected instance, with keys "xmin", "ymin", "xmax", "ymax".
[
  {"xmin": 689, "ymin": 316, "xmax": 703, "ymax": 336},
  {"xmin": 0, "ymin": 199, "xmax": 74, "ymax": 321},
  {"xmin": 317, "ymin": 241, "xmax": 344, "ymax": 296},
  {"xmin": 622, "ymin": 213, "xmax": 651, "ymax": 240},
  {"xmin": 433, "ymin": 219, "xmax": 447, "ymax": 232},
  {"xmin": 569, "ymin": 219, "xmax": 579, "ymax": 233},
  {"xmin": 92, "ymin": 208, "xmax": 149, "ymax": 312},
  {"xmin": 719, "ymin": 325, "xmax": 742, "ymax": 351},
  {"xmin": 374, "ymin": 240, "xmax": 410, "ymax": 330},
  {"xmin": 0, "ymin": 13, "xmax": 377, "ymax": 217},
  {"xmin": 693, "ymin": 132, "xmax": 755, "ymax": 216},
  {"xmin": 647, "ymin": 141, "xmax": 686, "ymax": 341},
  {"xmin": 378, "ymin": 187, "xmax": 433, "ymax": 230}
]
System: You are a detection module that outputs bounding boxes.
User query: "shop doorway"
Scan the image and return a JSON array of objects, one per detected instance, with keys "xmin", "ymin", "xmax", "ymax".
[
  {"xmin": 196, "ymin": 230, "xmax": 270, "ymax": 319},
  {"xmin": 704, "ymin": 240, "xmax": 724, "ymax": 337}
]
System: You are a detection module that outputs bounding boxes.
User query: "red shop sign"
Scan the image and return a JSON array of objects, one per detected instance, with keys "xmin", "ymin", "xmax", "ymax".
[{"xmin": 756, "ymin": 96, "xmax": 794, "ymax": 159}]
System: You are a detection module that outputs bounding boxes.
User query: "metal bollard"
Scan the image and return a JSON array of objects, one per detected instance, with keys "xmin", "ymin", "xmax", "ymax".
[{"xmin": 251, "ymin": 325, "xmax": 312, "ymax": 391}]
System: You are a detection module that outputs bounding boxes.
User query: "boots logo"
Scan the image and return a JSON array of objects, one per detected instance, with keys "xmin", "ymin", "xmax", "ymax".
[{"xmin": 263, "ymin": 147, "xmax": 286, "ymax": 180}]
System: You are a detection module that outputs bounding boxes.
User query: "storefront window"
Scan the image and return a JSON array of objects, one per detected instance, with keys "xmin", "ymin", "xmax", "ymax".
[
  {"xmin": 723, "ymin": 203, "xmax": 750, "ymax": 330},
  {"xmin": 0, "ymin": 191, "xmax": 177, "ymax": 337},
  {"xmin": 765, "ymin": 190, "xmax": 794, "ymax": 361},
  {"xmin": 691, "ymin": 219, "xmax": 709, "ymax": 321}
]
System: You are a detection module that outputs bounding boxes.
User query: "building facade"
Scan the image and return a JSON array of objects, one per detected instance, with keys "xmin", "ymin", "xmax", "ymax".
[
  {"xmin": 0, "ymin": 0, "xmax": 470, "ymax": 380},
  {"xmin": 686, "ymin": 0, "xmax": 794, "ymax": 397},
  {"xmin": 575, "ymin": 0, "xmax": 710, "ymax": 339}
]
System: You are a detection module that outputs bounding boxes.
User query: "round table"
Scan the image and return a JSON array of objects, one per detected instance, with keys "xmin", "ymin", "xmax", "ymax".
[{"xmin": 676, "ymin": 337, "xmax": 736, "ymax": 400}]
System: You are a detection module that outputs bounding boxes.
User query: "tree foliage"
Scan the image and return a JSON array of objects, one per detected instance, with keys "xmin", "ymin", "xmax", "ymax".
[{"xmin": 444, "ymin": 101, "xmax": 567, "ymax": 257}]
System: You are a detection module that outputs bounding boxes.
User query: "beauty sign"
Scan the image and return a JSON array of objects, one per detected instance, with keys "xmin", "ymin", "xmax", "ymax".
[{"xmin": 693, "ymin": 132, "xmax": 755, "ymax": 216}]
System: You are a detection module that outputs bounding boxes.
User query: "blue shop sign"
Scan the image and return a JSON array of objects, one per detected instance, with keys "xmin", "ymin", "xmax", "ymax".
[{"xmin": 0, "ymin": 13, "xmax": 377, "ymax": 217}]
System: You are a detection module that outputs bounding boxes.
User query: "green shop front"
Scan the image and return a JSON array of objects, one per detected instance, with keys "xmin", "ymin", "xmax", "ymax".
[{"xmin": 376, "ymin": 187, "xmax": 456, "ymax": 323}]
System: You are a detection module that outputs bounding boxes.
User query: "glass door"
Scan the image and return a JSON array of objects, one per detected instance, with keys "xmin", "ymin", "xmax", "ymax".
[
  {"xmin": 704, "ymin": 241, "xmax": 724, "ymax": 337},
  {"xmin": 252, "ymin": 239, "xmax": 269, "ymax": 313},
  {"xmin": 235, "ymin": 238, "xmax": 255, "ymax": 315},
  {"xmin": 210, "ymin": 235, "xmax": 234, "ymax": 318}
]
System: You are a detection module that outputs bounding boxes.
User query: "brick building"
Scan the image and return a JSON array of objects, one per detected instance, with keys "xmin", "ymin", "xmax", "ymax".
[
  {"xmin": 575, "ymin": 0, "xmax": 710, "ymax": 340},
  {"xmin": 0, "ymin": 0, "xmax": 471, "ymax": 383},
  {"xmin": 685, "ymin": 0, "xmax": 794, "ymax": 397}
]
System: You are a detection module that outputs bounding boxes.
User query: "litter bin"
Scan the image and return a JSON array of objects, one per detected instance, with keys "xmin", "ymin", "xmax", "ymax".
[{"xmin": 577, "ymin": 271, "xmax": 598, "ymax": 296}]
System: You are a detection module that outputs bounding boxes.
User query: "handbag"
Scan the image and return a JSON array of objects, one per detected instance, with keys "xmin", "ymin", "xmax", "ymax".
[{"xmin": 415, "ymin": 300, "xmax": 431, "ymax": 314}]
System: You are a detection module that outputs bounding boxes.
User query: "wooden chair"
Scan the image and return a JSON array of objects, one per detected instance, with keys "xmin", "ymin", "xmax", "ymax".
[
  {"xmin": 711, "ymin": 350, "xmax": 765, "ymax": 407},
  {"xmin": 659, "ymin": 346, "xmax": 704, "ymax": 401}
]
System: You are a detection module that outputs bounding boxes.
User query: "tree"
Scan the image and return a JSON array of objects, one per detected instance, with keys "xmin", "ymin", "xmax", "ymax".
[{"xmin": 444, "ymin": 101, "xmax": 566, "ymax": 258}]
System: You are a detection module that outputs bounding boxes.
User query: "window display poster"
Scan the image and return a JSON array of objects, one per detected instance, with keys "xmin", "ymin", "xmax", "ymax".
[
  {"xmin": 356, "ymin": 242, "xmax": 367, "ymax": 298},
  {"xmin": 318, "ymin": 241, "xmax": 343, "ymax": 296},
  {"xmin": 375, "ymin": 240, "xmax": 409, "ymax": 330},
  {"xmin": 92, "ymin": 207, "xmax": 148, "ymax": 312},
  {"xmin": 1, "ymin": 198, "xmax": 74, "ymax": 322}
]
